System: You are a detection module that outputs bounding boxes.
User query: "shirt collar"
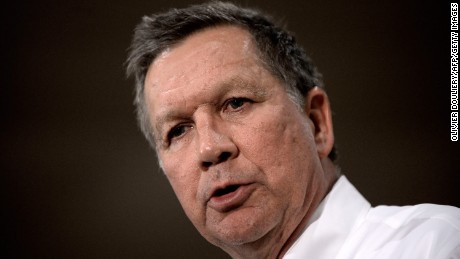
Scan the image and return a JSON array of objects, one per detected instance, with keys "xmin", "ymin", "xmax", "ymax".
[{"xmin": 283, "ymin": 175, "xmax": 371, "ymax": 259}]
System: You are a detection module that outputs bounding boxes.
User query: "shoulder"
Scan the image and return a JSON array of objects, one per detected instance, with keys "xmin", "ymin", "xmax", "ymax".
[
  {"xmin": 341, "ymin": 204, "xmax": 460, "ymax": 258},
  {"xmin": 369, "ymin": 203, "xmax": 460, "ymax": 229}
]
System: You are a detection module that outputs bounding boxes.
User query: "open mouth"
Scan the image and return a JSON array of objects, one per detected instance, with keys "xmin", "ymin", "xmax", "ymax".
[
  {"xmin": 208, "ymin": 183, "xmax": 255, "ymax": 212},
  {"xmin": 212, "ymin": 185, "xmax": 240, "ymax": 197}
]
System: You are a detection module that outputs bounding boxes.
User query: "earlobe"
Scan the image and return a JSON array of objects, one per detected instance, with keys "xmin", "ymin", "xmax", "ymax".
[{"xmin": 305, "ymin": 87, "xmax": 335, "ymax": 159}]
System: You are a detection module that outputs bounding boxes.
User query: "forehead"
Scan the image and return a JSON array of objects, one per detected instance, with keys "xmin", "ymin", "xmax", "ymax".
[
  {"xmin": 144, "ymin": 25, "xmax": 271, "ymax": 135},
  {"xmin": 146, "ymin": 25, "xmax": 259, "ymax": 87}
]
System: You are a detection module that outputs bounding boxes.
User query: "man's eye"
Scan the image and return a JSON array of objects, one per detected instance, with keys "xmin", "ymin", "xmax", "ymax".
[
  {"xmin": 167, "ymin": 125, "xmax": 190, "ymax": 141},
  {"xmin": 226, "ymin": 98, "xmax": 251, "ymax": 110}
]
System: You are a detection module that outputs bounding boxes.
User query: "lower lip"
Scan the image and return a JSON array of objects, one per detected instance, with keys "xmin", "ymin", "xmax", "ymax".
[{"xmin": 208, "ymin": 184, "xmax": 256, "ymax": 213}]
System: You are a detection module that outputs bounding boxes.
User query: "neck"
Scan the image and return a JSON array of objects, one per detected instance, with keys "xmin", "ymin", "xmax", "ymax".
[
  {"xmin": 223, "ymin": 158, "xmax": 339, "ymax": 259},
  {"xmin": 278, "ymin": 158, "xmax": 339, "ymax": 257}
]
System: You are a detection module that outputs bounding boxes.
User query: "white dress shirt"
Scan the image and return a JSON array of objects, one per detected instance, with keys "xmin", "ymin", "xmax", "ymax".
[{"xmin": 284, "ymin": 176, "xmax": 460, "ymax": 259}]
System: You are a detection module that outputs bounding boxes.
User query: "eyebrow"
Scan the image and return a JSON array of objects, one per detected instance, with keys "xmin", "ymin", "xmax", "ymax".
[{"xmin": 153, "ymin": 75, "xmax": 268, "ymax": 140}]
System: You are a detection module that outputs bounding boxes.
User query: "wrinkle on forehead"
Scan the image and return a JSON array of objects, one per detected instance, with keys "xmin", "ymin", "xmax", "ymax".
[
  {"xmin": 146, "ymin": 25, "xmax": 258, "ymax": 85},
  {"xmin": 152, "ymin": 75, "xmax": 270, "ymax": 139},
  {"xmin": 146, "ymin": 27, "xmax": 259, "ymax": 96},
  {"xmin": 143, "ymin": 25, "xmax": 270, "ymax": 145}
]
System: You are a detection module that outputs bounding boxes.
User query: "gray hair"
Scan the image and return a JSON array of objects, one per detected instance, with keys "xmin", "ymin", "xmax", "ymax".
[{"xmin": 126, "ymin": 1, "xmax": 337, "ymax": 161}]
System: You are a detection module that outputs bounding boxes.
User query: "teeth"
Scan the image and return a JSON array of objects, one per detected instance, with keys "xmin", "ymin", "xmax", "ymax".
[{"xmin": 214, "ymin": 185, "xmax": 239, "ymax": 197}]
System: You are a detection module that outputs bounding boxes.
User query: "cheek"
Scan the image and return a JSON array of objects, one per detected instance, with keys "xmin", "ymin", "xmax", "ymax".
[
  {"xmin": 162, "ymin": 154, "xmax": 203, "ymax": 221},
  {"xmin": 249, "ymin": 113, "xmax": 306, "ymax": 155},
  {"xmin": 235, "ymin": 107, "xmax": 316, "ymax": 184}
]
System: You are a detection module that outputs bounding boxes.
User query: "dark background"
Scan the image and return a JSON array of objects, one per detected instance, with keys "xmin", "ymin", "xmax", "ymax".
[{"xmin": 3, "ymin": 1, "xmax": 459, "ymax": 258}]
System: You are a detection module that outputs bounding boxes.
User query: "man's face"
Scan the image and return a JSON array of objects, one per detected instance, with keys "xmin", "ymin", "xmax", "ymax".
[{"xmin": 144, "ymin": 26, "xmax": 330, "ymax": 249}]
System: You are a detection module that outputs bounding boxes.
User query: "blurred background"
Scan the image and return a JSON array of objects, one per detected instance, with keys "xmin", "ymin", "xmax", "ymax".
[{"xmin": 3, "ymin": 1, "xmax": 459, "ymax": 258}]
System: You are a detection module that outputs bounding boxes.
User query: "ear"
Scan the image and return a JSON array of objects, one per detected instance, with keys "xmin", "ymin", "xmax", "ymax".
[{"xmin": 304, "ymin": 87, "xmax": 334, "ymax": 159}]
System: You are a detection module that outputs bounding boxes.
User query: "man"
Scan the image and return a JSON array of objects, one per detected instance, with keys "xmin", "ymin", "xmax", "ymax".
[{"xmin": 126, "ymin": 2, "xmax": 460, "ymax": 258}]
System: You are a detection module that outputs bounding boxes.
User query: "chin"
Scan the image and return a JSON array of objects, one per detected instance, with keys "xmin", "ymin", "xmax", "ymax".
[{"xmin": 206, "ymin": 208, "xmax": 280, "ymax": 247}]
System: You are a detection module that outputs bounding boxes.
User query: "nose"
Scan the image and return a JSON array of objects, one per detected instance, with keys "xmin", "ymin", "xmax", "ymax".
[{"xmin": 196, "ymin": 116, "xmax": 238, "ymax": 170}]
